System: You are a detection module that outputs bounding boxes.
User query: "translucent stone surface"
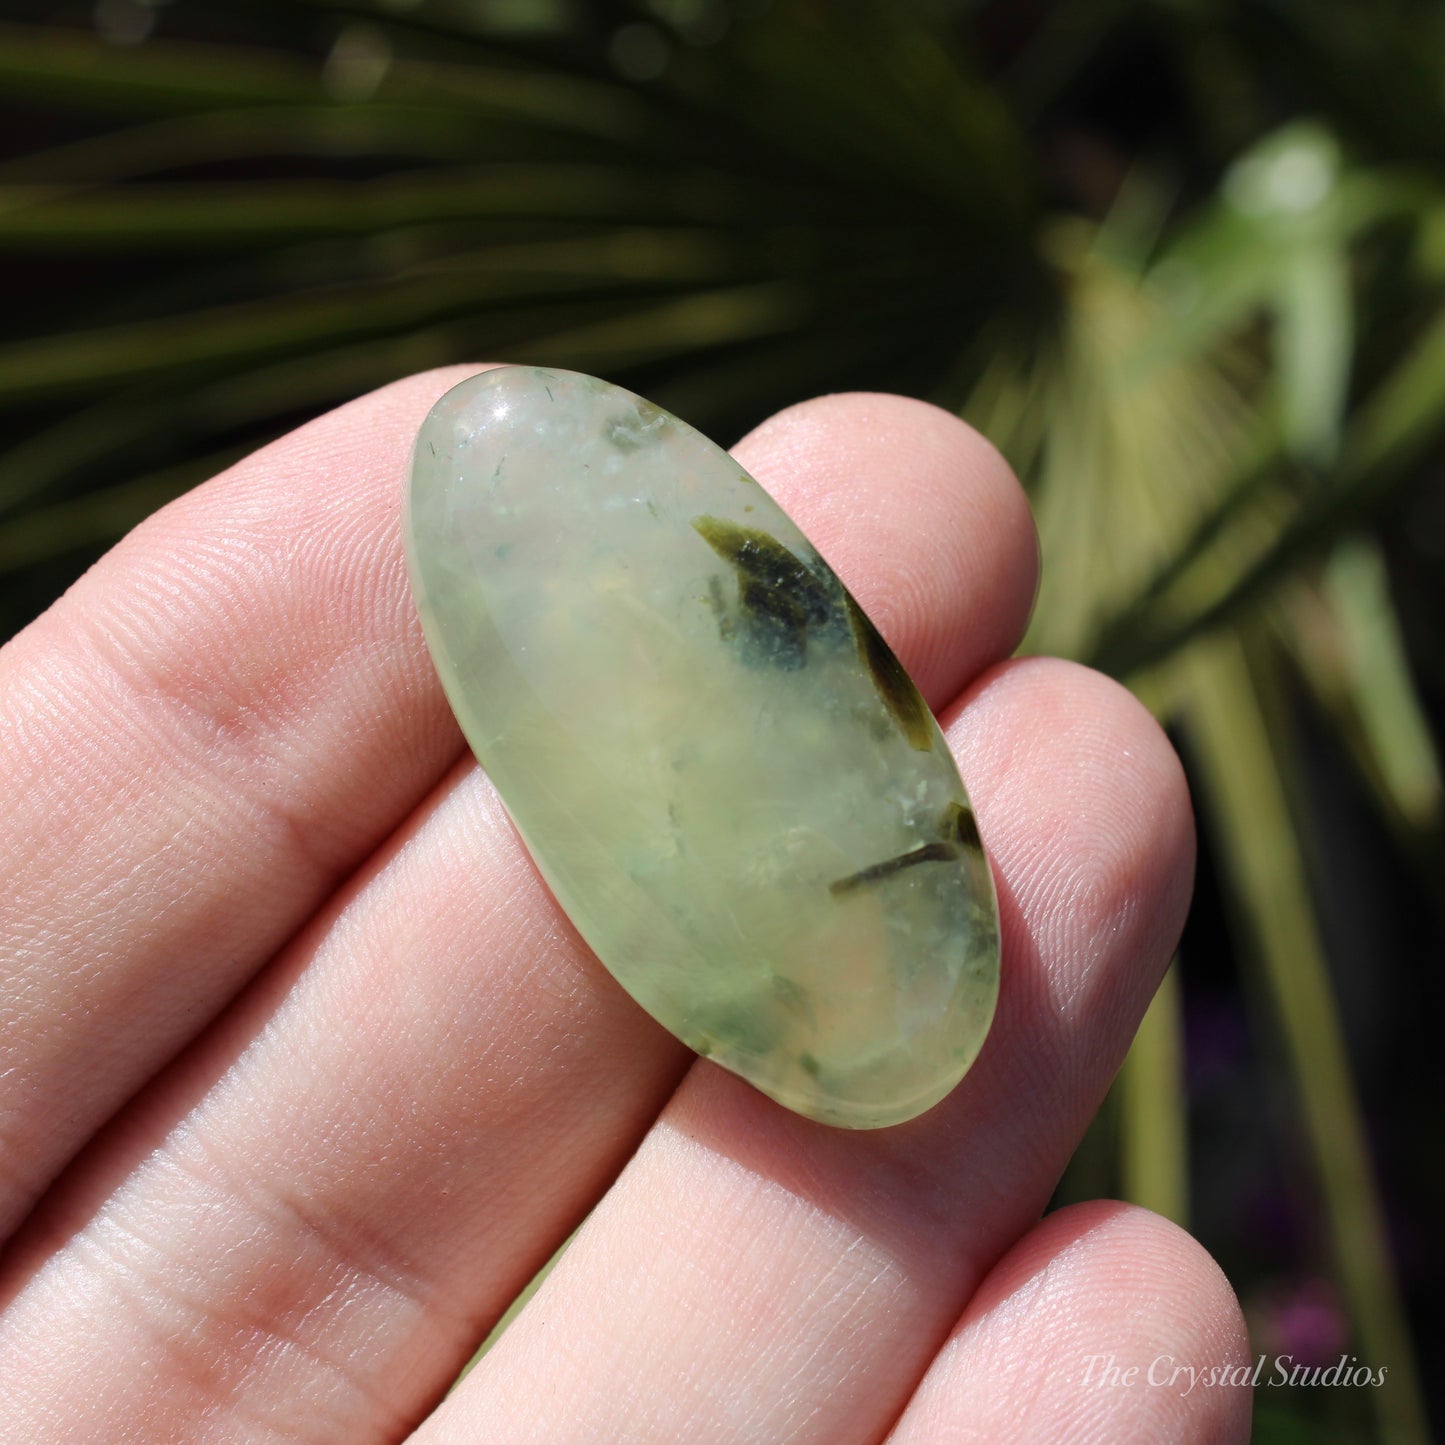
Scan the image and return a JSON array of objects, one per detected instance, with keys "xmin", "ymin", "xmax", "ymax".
[{"xmin": 405, "ymin": 367, "xmax": 1000, "ymax": 1127}]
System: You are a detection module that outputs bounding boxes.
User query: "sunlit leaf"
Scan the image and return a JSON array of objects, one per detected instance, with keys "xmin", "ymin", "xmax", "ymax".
[
  {"xmin": 1095, "ymin": 290, "xmax": 1445, "ymax": 677},
  {"xmin": 1118, "ymin": 961, "xmax": 1188, "ymax": 1228},
  {"xmin": 1284, "ymin": 537, "xmax": 1443, "ymax": 834},
  {"xmin": 1182, "ymin": 633, "xmax": 1430, "ymax": 1445}
]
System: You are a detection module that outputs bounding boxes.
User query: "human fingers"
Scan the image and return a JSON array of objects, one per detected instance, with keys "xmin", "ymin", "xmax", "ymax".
[
  {"xmin": 886, "ymin": 1201, "xmax": 1251, "ymax": 1444},
  {"xmin": 416, "ymin": 658, "xmax": 1196, "ymax": 1444},
  {"xmin": 0, "ymin": 391, "xmax": 1037, "ymax": 1444},
  {"xmin": 0, "ymin": 366, "xmax": 481, "ymax": 1237}
]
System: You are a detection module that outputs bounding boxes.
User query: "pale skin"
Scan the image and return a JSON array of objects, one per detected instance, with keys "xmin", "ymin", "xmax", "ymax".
[{"xmin": 0, "ymin": 369, "xmax": 1253, "ymax": 1442}]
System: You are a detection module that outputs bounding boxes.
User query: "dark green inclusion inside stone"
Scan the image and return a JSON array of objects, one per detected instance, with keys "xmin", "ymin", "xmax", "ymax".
[
  {"xmin": 843, "ymin": 595, "xmax": 934, "ymax": 753},
  {"xmin": 692, "ymin": 1002, "xmax": 784, "ymax": 1059},
  {"xmin": 827, "ymin": 804, "xmax": 978, "ymax": 900},
  {"xmin": 828, "ymin": 841, "xmax": 960, "ymax": 897},
  {"xmin": 691, "ymin": 515, "xmax": 938, "ymax": 756},
  {"xmin": 941, "ymin": 799, "xmax": 982, "ymax": 851},
  {"xmin": 692, "ymin": 515, "xmax": 844, "ymax": 670}
]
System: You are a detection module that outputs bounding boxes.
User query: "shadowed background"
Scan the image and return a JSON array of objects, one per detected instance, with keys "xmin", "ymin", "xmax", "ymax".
[{"xmin": 0, "ymin": 2, "xmax": 1440, "ymax": 1440}]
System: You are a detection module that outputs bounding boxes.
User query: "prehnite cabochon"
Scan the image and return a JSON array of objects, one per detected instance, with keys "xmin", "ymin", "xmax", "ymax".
[{"xmin": 404, "ymin": 366, "xmax": 999, "ymax": 1127}]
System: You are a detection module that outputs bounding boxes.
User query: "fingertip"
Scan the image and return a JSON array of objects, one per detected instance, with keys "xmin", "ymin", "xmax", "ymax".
[
  {"xmin": 891, "ymin": 1199, "xmax": 1252, "ymax": 1444},
  {"xmin": 732, "ymin": 391, "xmax": 1039, "ymax": 704},
  {"xmin": 948, "ymin": 656, "xmax": 1196, "ymax": 1027},
  {"xmin": 1025, "ymin": 1199, "xmax": 1251, "ymax": 1367}
]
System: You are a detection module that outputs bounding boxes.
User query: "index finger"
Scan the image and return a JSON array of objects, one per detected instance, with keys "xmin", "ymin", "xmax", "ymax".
[{"xmin": 0, "ymin": 367, "xmax": 477, "ymax": 1237}]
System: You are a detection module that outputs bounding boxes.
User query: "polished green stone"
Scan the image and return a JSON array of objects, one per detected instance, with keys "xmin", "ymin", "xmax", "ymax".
[{"xmin": 404, "ymin": 366, "xmax": 1000, "ymax": 1127}]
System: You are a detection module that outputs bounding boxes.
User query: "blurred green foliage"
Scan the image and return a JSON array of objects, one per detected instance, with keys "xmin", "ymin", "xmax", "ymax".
[{"xmin": 1, "ymin": 2, "xmax": 1441, "ymax": 1439}]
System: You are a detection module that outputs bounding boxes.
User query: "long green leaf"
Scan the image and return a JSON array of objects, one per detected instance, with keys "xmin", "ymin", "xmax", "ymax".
[
  {"xmin": 0, "ymin": 107, "xmax": 512, "ymax": 186},
  {"xmin": 1283, "ymin": 539, "xmax": 1443, "ymax": 835},
  {"xmin": 0, "ymin": 165, "xmax": 817, "ymax": 249},
  {"xmin": 1275, "ymin": 237, "xmax": 1352, "ymax": 465},
  {"xmin": 0, "ymin": 243, "xmax": 775, "ymax": 401},
  {"xmin": 504, "ymin": 280, "xmax": 812, "ymax": 372},
  {"xmin": 1183, "ymin": 632, "xmax": 1428, "ymax": 1445},
  {"xmin": 0, "ymin": 20, "xmax": 657, "ymax": 141},
  {"xmin": 1016, "ymin": 234, "xmax": 1263, "ymax": 663},
  {"xmin": 0, "ymin": 279, "xmax": 828, "ymax": 571},
  {"xmin": 0, "ymin": 21, "xmax": 320, "ymax": 110},
  {"xmin": 0, "ymin": 323, "xmax": 481, "ymax": 516},
  {"xmin": 1326, "ymin": 542, "xmax": 1443, "ymax": 832},
  {"xmin": 1118, "ymin": 961, "xmax": 1189, "ymax": 1228},
  {"xmin": 1094, "ymin": 293, "xmax": 1445, "ymax": 678}
]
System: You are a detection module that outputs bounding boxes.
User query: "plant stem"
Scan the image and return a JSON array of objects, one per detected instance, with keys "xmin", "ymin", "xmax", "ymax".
[
  {"xmin": 1183, "ymin": 631, "xmax": 1428, "ymax": 1445},
  {"xmin": 1118, "ymin": 960, "xmax": 1189, "ymax": 1228}
]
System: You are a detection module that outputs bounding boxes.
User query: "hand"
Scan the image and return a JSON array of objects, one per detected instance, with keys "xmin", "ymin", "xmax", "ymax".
[{"xmin": 0, "ymin": 371, "xmax": 1250, "ymax": 1442}]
